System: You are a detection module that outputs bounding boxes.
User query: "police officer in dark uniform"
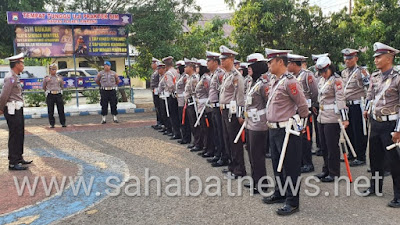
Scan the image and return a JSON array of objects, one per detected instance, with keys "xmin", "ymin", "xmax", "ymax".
[
  {"xmin": 243, "ymin": 53, "xmax": 269, "ymax": 193},
  {"xmin": 219, "ymin": 45, "xmax": 246, "ymax": 179},
  {"xmin": 287, "ymin": 54, "xmax": 318, "ymax": 173},
  {"xmin": 43, "ymin": 63, "xmax": 66, "ymax": 128},
  {"xmin": 175, "ymin": 60, "xmax": 191, "ymax": 144},
  {"xmin": 0, "ymin": 53, "xmax": 32, "ymax": 170},
  {"xmin": 150, "ymin": 57, "xmax": 162, "ymax": 130},
  {"xmin": 314, "ymin": 56, "xmax": 349, "ymax": 182},
  {"xmin": 262, "ymin": 48, "xmax": 309, "ymax": 216},
  {"xmin": 340, "ymin": 48, "xmax": 370, "ymax": 166},
  {"xmin": 95, "ymin": 61, "xmax": 120, "ymax": 124},
  {"xmin": 363, "ymin": 42, "xmax": 400, "ymax": 208},
  {"xmin": 206, "ymin": 51, "xmax": 229, "ymax": 167}
]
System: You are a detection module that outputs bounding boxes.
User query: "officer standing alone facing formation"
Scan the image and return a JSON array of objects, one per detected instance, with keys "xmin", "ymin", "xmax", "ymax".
[
  {"xmin": 287, "ymin": 54, "xmax": 318, "ymax": 173},
  {"xmin": 0, "ymin": 53, "xmax": 32, "ymax": 170},
  {"xmin": 243, "ymin": 53, "xmax": 269, "ymax": 194},
  {"xmin": 262, "ymin": 48, "xmax": 308, "ymax": 216},
  {"xmin": 96, "ymin": 61, "xmax": 120, "ymax": 124},
  {"xmin": 206, "ymin": 51, "xmax": 229, "ymax": 167},
  {"xmin": 150, "ymin": 58, "xmax": 162, "ymax": 130},
  {"xmin": 219, "ymin": 45, "xmax": 246, "ymax": 179},
  {"xmin": 363, "ymin": 42, "xmax": 400, "ymax": 208},
  {"xmin": 43, "ymin": 63, "xmax": 66, "ymax": 128},
  {"xmin": 340, "ymin": 48, "xmax": 370, "ymax": 166},
  {"xmin": 314, "ymin": 56, "xmax": 349, "ymax": 182}
]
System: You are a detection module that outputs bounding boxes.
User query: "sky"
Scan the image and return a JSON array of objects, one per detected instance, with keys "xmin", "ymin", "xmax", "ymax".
[{"xmin": 195, "ymin": 0, "xmax": 352, "ymax": 14}]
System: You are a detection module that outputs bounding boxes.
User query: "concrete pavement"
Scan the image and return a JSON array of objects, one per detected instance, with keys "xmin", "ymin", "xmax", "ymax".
[{"xmin": 0, "ymin": 112, "xmax": 399, "ymax": 225}]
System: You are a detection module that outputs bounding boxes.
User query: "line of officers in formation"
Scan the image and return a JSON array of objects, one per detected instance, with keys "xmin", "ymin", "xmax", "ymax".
[{"xmin": 149, "ymin": 42, "xmax": 400, "ymax": 215}]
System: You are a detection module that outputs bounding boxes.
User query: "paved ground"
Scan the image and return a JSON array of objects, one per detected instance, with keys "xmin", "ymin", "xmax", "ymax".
[{"xmin": 0, "ymin": 112, "xmax": 399, "ymax": 225}]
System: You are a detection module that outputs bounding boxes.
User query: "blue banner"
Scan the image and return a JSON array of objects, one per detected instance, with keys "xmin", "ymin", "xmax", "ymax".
[
  {"xmin": 21, "ymin": 76, "xmax": 130, "ymax": 90},
  {"xmin": 7, "ymin": 12, "xmax": 132, "ymax": 26}
]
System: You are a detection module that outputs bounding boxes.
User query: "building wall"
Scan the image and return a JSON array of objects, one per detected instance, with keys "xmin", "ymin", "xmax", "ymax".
[{"xmin": 52, "ymin": 57, "xmax": 146, "ymax": 88}]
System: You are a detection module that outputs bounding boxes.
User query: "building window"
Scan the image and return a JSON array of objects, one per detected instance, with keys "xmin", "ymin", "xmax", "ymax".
[
  {"xmin": 79, "ymin": 61, "xmax": 89, "ymax": 67},
  {"xmin": 58, "ymin": 61, "xmax": 67, "ymax": 69}
]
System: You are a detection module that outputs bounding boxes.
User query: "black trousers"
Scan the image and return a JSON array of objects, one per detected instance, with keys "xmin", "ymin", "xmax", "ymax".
[
  {"xmin": 4, "ymin": 107, "xmax": 25, "ymax": 165},
  {"xmin": 100, "ymin": 89, "xmax": 118, "ymax": 116},
  {"xmin": 178, "ymin": 106, "xmax": 191, "ymax": 143},
  {"xmin": 187, "ymin": 104, "xmax": 202, "ymax": 148},
  {"xmin": 212, "ymin": 107, "xmax": 227, "ymax": 160},
  {"xmin": 313, "ymin": 110, "xmax": 320, "ymax": 149},
  {"xmin": 167, "ymin": 97, "xmax": 181, "ymax": 137},
  {"xmin": 152, "ymin": 93, "xmax": 161, "ymax": 125},
  {"xmin": 46, "ymin": 93, "xmax": 66, "ymax": 126},
  {"xmin": 302, "ymin": 114, "xmax": 313, "ymax": 166},
  {"xmin": 221, "ymin": 109, "xmax": 245, "ymax": 176},
  {"xmin": 269, "ymin": 128, "xmax": 301, "ymax": 207},
  {"xmin": 346, "ymin": 104, "xmax": 367, "ymax": 161},
  {"xmin": 369, "ymin": 119, "xmax": 400, "ymax": 198},
  {"xmin": 159, "ymin": 97, "xmax": 172, "ymax": 132},
  {"xmin": 318, "ymin": 123, "xmax": 341, "ymax": 177},
  {"xmin": 200, "ymin": 111, "xmax": 215, "ymax": 153},
  {"xmin": 248, "ymin": 129, "xmax": 267, "ymax": 184}
]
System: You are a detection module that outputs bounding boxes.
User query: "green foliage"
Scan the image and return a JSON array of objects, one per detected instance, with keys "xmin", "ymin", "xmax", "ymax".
[
  {"xmin": 176, "ymin": 17, "xmax": 231, "ymax": 59},
  {"xmin": 25, "ymin": 92, "xmax": 46, "ymax": 107},
  {"xmin": 62, "ymin": 90, "xmax": 73, "ymax": 104},
  {"xmin": 82, "ymin": 90, "xmax": 100, "ymax": 104}
]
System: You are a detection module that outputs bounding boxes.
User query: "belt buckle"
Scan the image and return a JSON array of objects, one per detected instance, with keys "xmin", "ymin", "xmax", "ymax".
[
  {"xmin": 320, "ymin": 105, "xmax": 324, "ymax": 111},
  {"xmin": 376, "ymin": 116, "xmax": 382, "ymax": 122}
]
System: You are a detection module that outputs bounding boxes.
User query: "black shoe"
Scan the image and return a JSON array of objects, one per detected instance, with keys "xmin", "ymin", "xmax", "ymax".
[
  {"xmin": 367, "ymin": 168, "xmax": 371, "ymax": 172},
  {"xmin": 62, "ymin": 124, "xmax": 67, "ymax": 127},
  {"xmin": 316, "ymin": 150, "xmax": 323, "ymax": 156},
  {"xmin": 101, "ymin": 120, "xmax": 106, "ymax": 124},
  {"xmin": 113, "ymin": 120, "xmax": 119, "ymax": 123},
  {"xmin": 9, "ymin": 163, "xmax": 28, "ymax": 171},
  {"xmin": 211, "ymin": 159, "xmax": 228, "ymax": 167},
  {"xmin": 350, "ymin": 159, "xmax": 366, "ymax": 167},
  {"xmin": 167, "ymin": 132, "xmax": 173, "ymax": 136},
  {"xmin": 262, "ymin": 195, "xmax": 285, "ymax": 204},
  {"xmin": 180, "ymin": 141, "xmax": 189, "ymax": 145},
  {"xmin": 253, "ymin": 187, "xmax": 268, "ymax": 195},
  {"xmin": 224, "ymin": 172, "xmax": 242, "ymax": 180},
  {"xmin": 158, "ymin": 128, "xmax": 166, "ymax": 133},
  {"xmin": 169, "ymin": 136, "xmax": 180, "ymax": 140},
  {"xmin": 276, "ymin": 205, "xmax": 299, "ymax": 216},
  {"xmin": 187, "ymin": 144, "xmax": 195, "ymax": 149},
  {"xmin": 50, "ymin": 125, "xmax": 55, "ymax": 128},
  {"xmin": 301, "ymin": 165, "xmax": 315, "ymax": 173},
  {"xmin": 177, "ymin": 140, "xmax": 183, "ymax": 144},
  {"xmin": 202, "ymin": 152, "xmax": 214, "ymax": 158},
  {"xmin": 244, "ymin": 182, "xmax": 252, "ymax": 188},
  {"xmin": 154, "ymin": 125, "xmax": 162, "ymax": 130},
  {"xmin": 221, "ymin": 168, "xmax": 230, "ymax": 174},
  {"xmin": 207, "ymin": 156, "xmax": 219, "ymax": 163},
  {"xmin": 388, "ymin": 198, "xmax": 400, "ymax": 208},
  {"xmin": 265, "ymin": 153, "xmax": 271, "ymax": 158},
  {"xmin": 163, "ymin": 130, "xmax": 169, "ymax": 135},
  {"xmin": 321, "ymin": 175, "xmax": 335, "ymax": 183},
  {"xmin": 315, "ymin": 172, "xmax": 328, "ymax": 179},
  {"xmin": 190, "ymin": 146, "xmax": 202, "ymax": 152},
  {"xmin": 362, "ymin": 188, "xmax": 377, "ymax": 197},
  {"xmin": 197, "ymin": 151, "xmax": 206, "ymax": 156},
  {"xmin": 20, "ymin": 160, "xmax": 33, "ymax": 165}
]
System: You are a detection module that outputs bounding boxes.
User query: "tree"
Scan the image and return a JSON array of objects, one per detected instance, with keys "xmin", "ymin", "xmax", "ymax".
[
  {"xmin": 126, "ymin": 0, "xmax": 201, "ymax": 80},
  {"xmin": 0, "ymin": 0, "xmax": 47, "ymax": 58},
  {"xmin": 176, "ymin": 17, "xmax": 231, "ymax": 59}
]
